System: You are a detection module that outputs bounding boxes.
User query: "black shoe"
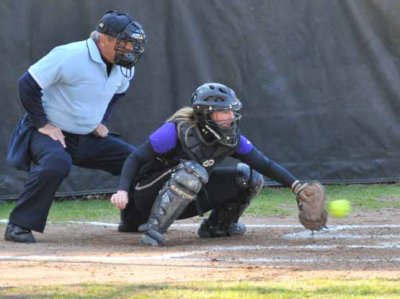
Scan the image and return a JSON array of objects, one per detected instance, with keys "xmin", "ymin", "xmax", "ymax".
[
  {"xmin": 227, "ymin": 222, "xmax": 247, "ymax": 236},
  {"xmin": 118, "ymin": 222, "xmax": 139, "ymax": 233},
  {"xmin": 4, "ymin": 223, "xmax": 36, "ymax": 243},
  {"xmin": 198, "ymin": 219, "xmax": 247, "ymax": 238}
]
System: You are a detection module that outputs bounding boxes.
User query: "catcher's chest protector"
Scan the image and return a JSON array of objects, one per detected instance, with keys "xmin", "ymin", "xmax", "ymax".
[{"xmin": 176, "ymin": 120, "xmax": 235, "ymax": 170}]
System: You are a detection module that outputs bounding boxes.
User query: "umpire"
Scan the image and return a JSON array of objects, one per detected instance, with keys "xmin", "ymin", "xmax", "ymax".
[{"xmin": 5, "ymin": 10, "xmax": 146, "ymax": 243}]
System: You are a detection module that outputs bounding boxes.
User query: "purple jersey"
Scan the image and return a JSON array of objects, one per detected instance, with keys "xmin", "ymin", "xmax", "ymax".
[
  {"xmin": 149, "ymin": 122, "xmax": 253, "ymax": 156},
  {"xmin": 118, "ymin": 122, "xmax": 297, "ymax": 191},
  {"xmin": 149, "ymin": 122, "xmax": 177, "ymax": 154}
]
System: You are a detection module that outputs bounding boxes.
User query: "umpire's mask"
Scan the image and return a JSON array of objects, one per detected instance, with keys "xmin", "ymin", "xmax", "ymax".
[{"xmin": 96, "ymin": 10, "xmax": 147, "ymax": 77}]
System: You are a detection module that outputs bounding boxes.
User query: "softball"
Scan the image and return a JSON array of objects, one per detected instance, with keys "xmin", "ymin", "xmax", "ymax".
[{"xmin": 327, "ymin": 199, "xmax": 351, "ymax": 218}]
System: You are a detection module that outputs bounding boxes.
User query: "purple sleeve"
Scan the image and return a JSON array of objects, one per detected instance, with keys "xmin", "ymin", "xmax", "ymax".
[
  {"xmin": 149, "ymin": 122, "xmax": 178, "ymax": 154},
  {"xmin": 236, "ymin": 135, "xmax": 254, "ymax": 155}
]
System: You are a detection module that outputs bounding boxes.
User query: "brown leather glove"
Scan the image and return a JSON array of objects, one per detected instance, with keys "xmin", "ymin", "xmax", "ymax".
[{"xmin": 292, "ymin": 181, "xmax": 328, "ymax": 231}]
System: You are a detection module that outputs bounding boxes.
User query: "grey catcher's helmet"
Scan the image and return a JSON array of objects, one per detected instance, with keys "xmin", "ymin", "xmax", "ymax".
[{"xmin": 191, "ymin": 82, "xmax": 242, "ymax": 147}]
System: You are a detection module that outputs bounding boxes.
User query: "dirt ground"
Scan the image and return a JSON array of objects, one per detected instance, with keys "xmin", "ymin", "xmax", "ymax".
[{"xmin": 1, "ymin": 210, "xmax": 399, "ymax": 286}]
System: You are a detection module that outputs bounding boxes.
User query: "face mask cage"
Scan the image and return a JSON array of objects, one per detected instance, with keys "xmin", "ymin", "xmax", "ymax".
[
  {"xmin": 199, "ymin": 107, "xmax": 242, "ymax": 147},
  {"xmin": 114, "ymin": 22, "xmax": 146, "ymax": 76}
]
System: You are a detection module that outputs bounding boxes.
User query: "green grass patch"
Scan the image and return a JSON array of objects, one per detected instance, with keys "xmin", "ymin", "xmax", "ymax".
[
  {"xmin": 0, "ymin": 199, "xmax": 119, "ymax": 222},
  {"xmin": 1, "ymin": 279, "xmax": 400, "ymax": 298},
  {"xmin": 246, "ymin": 183, "xmax": 400, "ymax": 216},
  {"xmin": 1, "ymin": 184, "xmax": 400, "ymax": 221}
]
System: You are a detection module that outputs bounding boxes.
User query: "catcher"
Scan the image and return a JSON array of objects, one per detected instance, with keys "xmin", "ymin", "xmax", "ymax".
[{"xmin": 110, "ymin": 82, "xmax": 327, "ymax": 246}]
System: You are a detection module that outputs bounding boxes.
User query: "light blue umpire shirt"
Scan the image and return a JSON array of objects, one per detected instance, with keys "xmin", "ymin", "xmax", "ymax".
[{"xmin": 28, "ymin": 38, "xmax": 134, "ymax": 134}]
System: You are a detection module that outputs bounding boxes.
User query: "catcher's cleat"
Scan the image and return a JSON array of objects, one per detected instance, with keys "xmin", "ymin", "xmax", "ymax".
[
  {"xmin": 228, "ymin": 222, "xmax": 247, "ymax": 235},
  {"xmin": 198, "ymin": 219, "xmax": 246, "ymax": 238},
  {"xmin": 140, "ymin": 229, "xmax": 165, "ymax": 246},
  {"xmin": 4, "ymin": 223, "xmax": 36, "ymax": 243}
]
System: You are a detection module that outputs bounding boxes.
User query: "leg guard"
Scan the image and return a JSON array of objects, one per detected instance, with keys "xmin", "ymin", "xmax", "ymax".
[
  {"xmin": 198, "ymin": 163, "xmax": 264, "ymax": 238},
  {"xmin": 139, "ymin": 161, "xmax": 208, "ymax": 246}
]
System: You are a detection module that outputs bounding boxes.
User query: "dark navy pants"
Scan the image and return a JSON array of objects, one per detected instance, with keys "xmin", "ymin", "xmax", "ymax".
[
  {"xmin": 9, "ymin": 130, "xmax": 135, "ymax": 232},
  {"xmin": 121, "ymin": 166, "xmax": 251, "ymax": 230}
]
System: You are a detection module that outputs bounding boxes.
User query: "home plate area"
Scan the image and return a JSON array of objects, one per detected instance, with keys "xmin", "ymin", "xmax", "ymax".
[
  {"xmin": 1, "ymin": 216, "xmax": 399, "ymax": 271},
  {"xmin": 1, "ymin": 214, "xmax": 400, "ymax": 286},
  {"xmin": 164, "ymin": 221, "xmax": 400, "ymax": 270}
]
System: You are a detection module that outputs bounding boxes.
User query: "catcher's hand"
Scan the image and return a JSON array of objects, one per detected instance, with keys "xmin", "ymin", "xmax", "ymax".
[{"xmin": 292, "ymin": 181, "xmax": 327, "ymax": 231}]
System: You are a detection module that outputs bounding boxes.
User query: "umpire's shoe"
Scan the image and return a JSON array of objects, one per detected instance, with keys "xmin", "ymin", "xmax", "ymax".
[{"xmin": 4, "ymin": 223, "xmax": 36, "ymax": 243}]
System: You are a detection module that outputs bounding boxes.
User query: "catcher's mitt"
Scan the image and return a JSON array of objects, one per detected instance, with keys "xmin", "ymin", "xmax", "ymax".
[{"xmin": 292, "ymin": 181, "xmax": 327, "ymax": 231}]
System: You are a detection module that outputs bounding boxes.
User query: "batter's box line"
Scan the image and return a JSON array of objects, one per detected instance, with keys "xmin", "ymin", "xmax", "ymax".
[
  {"xmin": 195, "ymin": 257, "xmax": 400, "ymax": 264},
  {"xmin": 1, "ymin": 254, "xmax": 400, "ymax": 266},
  {"xmin": 202, "ymin": 243, "xmax": 400, "ymax": 251},
  {"xmin": 64, "ymin": 222, "xmax": 400, "ymax": 230},
  {"xmin": 1, "ymin": 219, "xmax": 400, "ymax": 231}
]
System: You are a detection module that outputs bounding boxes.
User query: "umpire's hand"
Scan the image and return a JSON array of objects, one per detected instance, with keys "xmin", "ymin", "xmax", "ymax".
[
  {"xmin": 38, "ymin": 123, "xmax": 66, "ymax": 148},
  {"xmin": 93, "ymin": 123, "xmax": 109, "ymax": 138},
  {"xmin": 111, "ymin": 190, "xmax": 129, "ymax": 210}
]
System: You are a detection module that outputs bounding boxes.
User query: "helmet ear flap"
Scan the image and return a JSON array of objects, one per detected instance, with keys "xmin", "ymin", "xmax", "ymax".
[{"xmin": 191, "ymin": 94, "xmax": 197, "ymax": 104}]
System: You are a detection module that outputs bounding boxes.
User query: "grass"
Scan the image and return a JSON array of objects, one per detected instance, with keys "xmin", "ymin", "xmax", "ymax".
[
  {"xmin": 248, "ymin": 183, "xmax": 400, "ymax": 216},
  {"xmin": 0, "ymin": 198, "xmax": 119, "ymax": 222},
  {"xmin": 1, "ymin": 279, "xmax": 400, "ymax": 298},
  {"xmin": 1, "ymin": 183, "xmax": 400, "ymax": 221}
]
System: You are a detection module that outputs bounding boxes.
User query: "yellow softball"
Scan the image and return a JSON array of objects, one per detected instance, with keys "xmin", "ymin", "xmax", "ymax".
[{"xmin": 327, "ymin": 199, "xmax": 351, "ymax": 218}]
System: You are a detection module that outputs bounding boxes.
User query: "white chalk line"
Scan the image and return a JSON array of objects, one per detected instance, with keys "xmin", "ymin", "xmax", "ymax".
[
  {"xmin": 282, "ymin": 233, "xmax": 400, "ymax": 240},
  {"xmin": 0, "ymin": 220, "xmax": 300, "ymax": 228},
  {"xmin": 189, "ymin": 257, "xmax": 400, "ymax": 264},
  {"xmin": 2, "ymin": 219, "xmax": 400, "ymax": 230},
  {"xmin": 0, "ymin": 252, "xmax": 198, "ymax": 264},
  {"xmin": 66, "ymin": 222, "xmax": 400, "ymax": 230},
  {"xmin": 205, "ymin": 243, "xmax": 400, "ymax": 251},
  {"xmin": 1, "ymin": 242, "xmax": 399, "ymax": 265},
  {"xmin": 1, "ymin": 252, "xmax": 400, "ymax": 265}
]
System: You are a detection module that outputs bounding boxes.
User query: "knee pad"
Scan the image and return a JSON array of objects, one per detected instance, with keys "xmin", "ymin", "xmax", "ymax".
[
  {"xmin": 235, "ymin": 163, "xmax": 264, "ymax": 201},
  {"xmin": 170, "ymin": 160, "xmax": 209, "ymax": 200}
]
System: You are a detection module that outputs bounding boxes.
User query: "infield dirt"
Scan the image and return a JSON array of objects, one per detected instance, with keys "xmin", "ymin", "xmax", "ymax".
[{"xmin": 1, "ymin": 210, "xmax": 399, "ymax": 286}]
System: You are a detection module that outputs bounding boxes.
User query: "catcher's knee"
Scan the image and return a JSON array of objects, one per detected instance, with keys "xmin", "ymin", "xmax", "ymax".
[
  {"xmin": 172, "ymin": 161, "xmax": 209, "ymax": 197},
  {"xmin": 235, "ymin": 163, "xmax": 264, "ymax": 202}
]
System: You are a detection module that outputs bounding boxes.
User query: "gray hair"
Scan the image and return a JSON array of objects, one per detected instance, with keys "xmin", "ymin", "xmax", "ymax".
[
  {"xmin": 90, "ymin": 31, "xmax": 100, "ymax": 42},
  {"xmin": 90, "ymin": 31, "xmax": 114, "ymax": 42}
]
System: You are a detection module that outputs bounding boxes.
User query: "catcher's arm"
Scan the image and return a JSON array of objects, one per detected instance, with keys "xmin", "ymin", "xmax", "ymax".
[
  {"xmin": 232, "ymin": 146, "xmax": 327, "ymax": 231},
  {"xmin": 291, "ymin": 180, "xmax": 328, "ymax": 232}
]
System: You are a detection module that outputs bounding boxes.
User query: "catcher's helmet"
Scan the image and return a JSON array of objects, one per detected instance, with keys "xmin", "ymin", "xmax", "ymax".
[
  {"xmin": 191, "ymin": 83, "xmax": 242, "ymax": 147},
  {"xmin": 96, "ymin": 10, "xmax": 146, "ymax": 73}
]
